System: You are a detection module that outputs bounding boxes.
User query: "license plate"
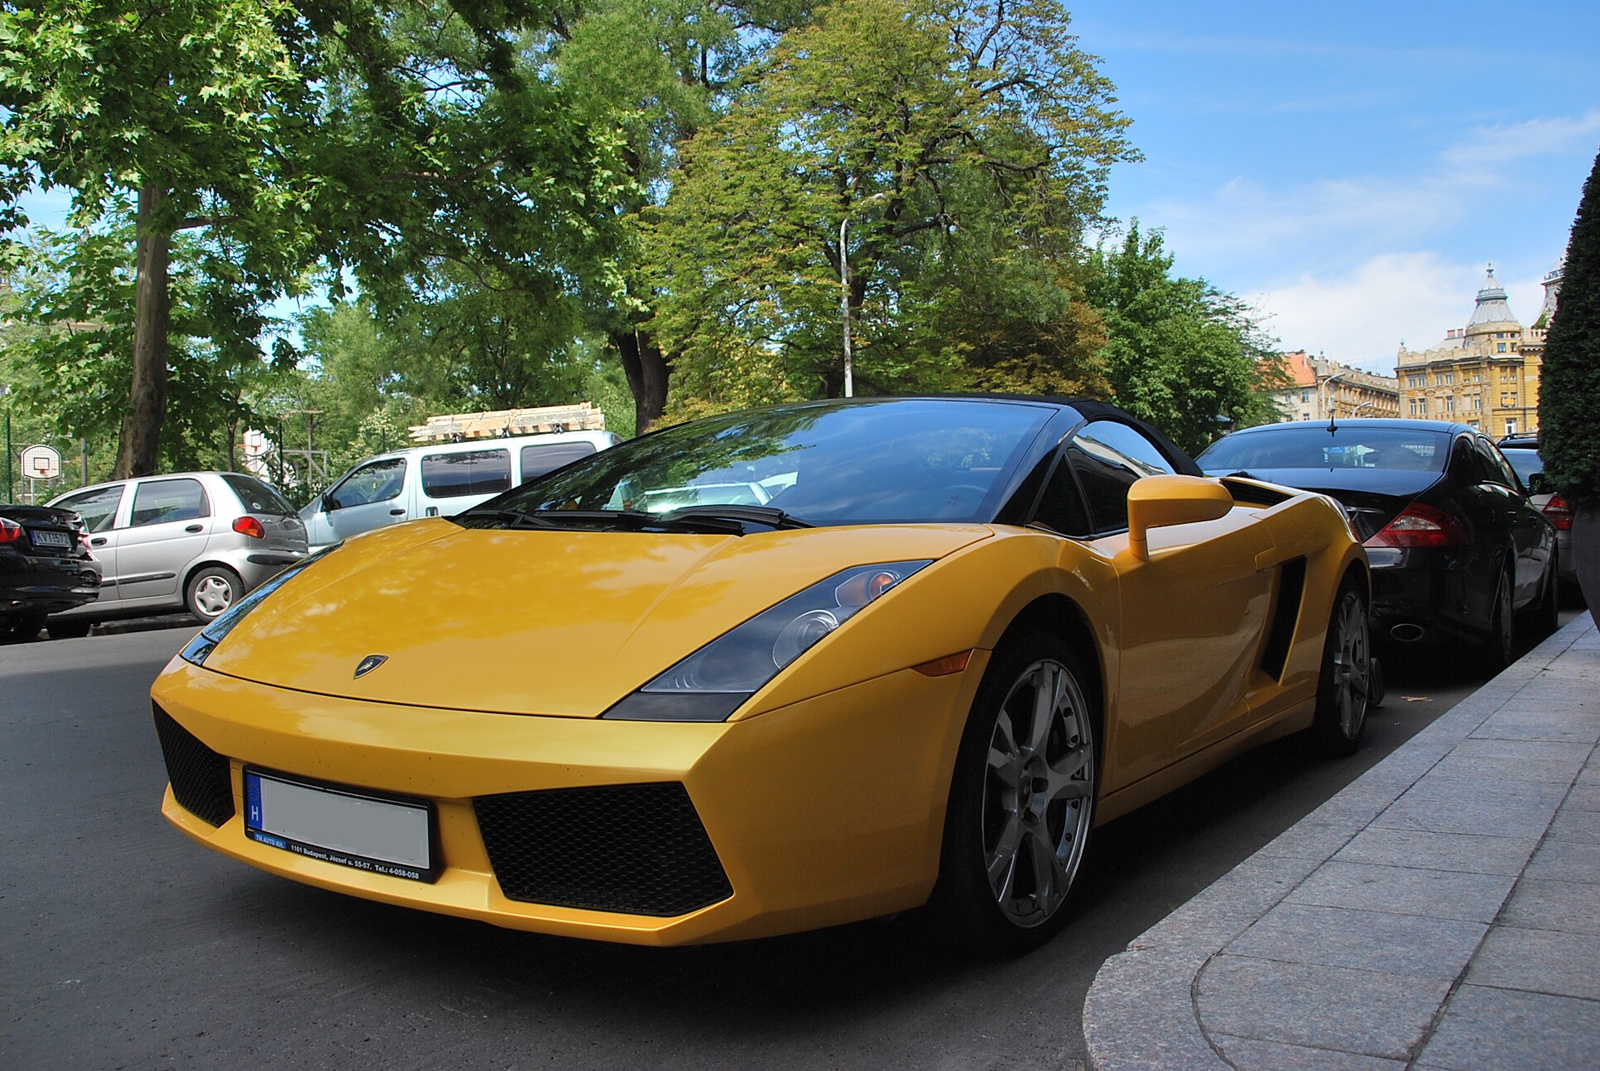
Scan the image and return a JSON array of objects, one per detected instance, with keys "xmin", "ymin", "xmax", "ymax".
[
  {"xmin": 30, "ymin": 529, "xmax": 70, "ymax": 548},
  {"xmin": 244, "ymin": 770, "xmax": 437, "ymax": 882}
]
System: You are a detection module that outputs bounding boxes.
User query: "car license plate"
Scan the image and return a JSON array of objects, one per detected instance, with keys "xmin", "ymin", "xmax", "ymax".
[
  {"xmin": 30, "ymin": 529, "xmax": 70, "ymax": 548},
  {"xmin": 244, "ymin": 770, "xmax": 437, "ymax": 882}
]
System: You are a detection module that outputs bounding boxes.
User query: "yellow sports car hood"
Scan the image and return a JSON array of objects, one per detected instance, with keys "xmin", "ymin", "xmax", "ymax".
[{"xmin": 200, "ymin": 518, "xmax": 989, "ymax": 717}]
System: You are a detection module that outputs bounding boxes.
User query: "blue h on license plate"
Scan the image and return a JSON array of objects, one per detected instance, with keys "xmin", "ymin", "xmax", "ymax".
[{"xmin": 244, "ymin": 770, "xmax": 438, "ymax": 882}]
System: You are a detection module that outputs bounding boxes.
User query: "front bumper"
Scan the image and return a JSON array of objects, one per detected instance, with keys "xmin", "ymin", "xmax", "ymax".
[{"xmin": 151, "ymin": 654, "xmax": 985, "ymax": 945}]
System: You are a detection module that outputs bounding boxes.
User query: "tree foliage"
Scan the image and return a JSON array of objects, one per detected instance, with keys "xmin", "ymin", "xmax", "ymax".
[
  {"xmin": 1082, "ymin": 224, "xmax": 1283, "ymax": 456},
  {"xmin": 1539, "ymin": 146, "xmax": 1600, "ymax": 508},
  {"xmin": 641, "ymin": 0, "xmax": 1135, "ymax": 418}
]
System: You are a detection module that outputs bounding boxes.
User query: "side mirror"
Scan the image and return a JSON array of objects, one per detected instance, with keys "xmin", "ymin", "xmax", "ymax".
[
  {"xmin": 1127, "ymin": 475, "xmax": 1234, "ymax": 561},
  {"xmin": 322, "ymin": 492, "xmax": 340, "ymax": 513},
  {"xmin": 1526, "ymin": 472, "xmax": 1549, "ymax": 495}
]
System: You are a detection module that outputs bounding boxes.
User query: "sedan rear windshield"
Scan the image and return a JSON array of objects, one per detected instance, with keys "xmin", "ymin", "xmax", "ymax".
[
  {"xmin": 478, "ymin": 399, "xmax": 1054, "ymax": 527},
  {"xmin": 1200, "ymin": 427, "xmax": 1450, "ymax": 475}
]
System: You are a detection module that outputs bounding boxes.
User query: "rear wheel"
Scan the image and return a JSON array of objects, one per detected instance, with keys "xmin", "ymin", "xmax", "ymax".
[
  {"xmin": 1312, "ymin": 582, "xmax": 1373, "ymax": 758},
  {"xmin": 1479, "ymin": 569, "xmax": 1514, "ymax": 674},
  {"xmin": 925, "ymin": 633, "xmax": 1098, "ymax": 954},
  {"xmin": 1534, "ymin": 557, "xmax": 1560, "ymax": 639},
  {"xmin": 185, "ymin": 566, "xmax": 243, "ymax": 623},
  {"xmin": 46, "ymin": 619, "xmax": 92, "ymax": 640}
]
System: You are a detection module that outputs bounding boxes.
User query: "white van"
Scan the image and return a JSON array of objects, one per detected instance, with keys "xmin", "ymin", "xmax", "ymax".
[{"xmin": 300, "ymin": 430, "xmax": 620, "ymax": 550}]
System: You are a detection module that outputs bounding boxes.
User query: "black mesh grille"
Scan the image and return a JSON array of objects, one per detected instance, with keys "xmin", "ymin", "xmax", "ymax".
[
  {"xmin": 152, "ymin": 704, "xmax": 235, "ymax": 828},
  {"xmin": 475, "ymin": 782, "xmax": 732, "ymax": 916}
]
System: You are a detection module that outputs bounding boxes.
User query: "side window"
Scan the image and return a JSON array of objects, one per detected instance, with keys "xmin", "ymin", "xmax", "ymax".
[
  {"xmin": 1476, "ymin": 438, "xmax": 1519, "ymax": 490},
  {"xmin": 1068, "ymin": 421, "xmax": 1177, "ymax": 534},
  {"xmin": 57, "ymin": 485, "xmax": 124, "ymax": 532},
  {"xmin": 329, "ymin": 458, "xmax": 407, "ymax": 508},
  {"xmin": 421, "ymin": 449, "xmax": 512, "ymax": 499},
  {"xmin": 130, "ymin": 478, "xmax": 210, "ymax": 527},
  {"xmin": 1031, "ymin": 454, "xmax": 1092, "ymax": 536},
  {"xmin": 519, "ymin": 442, "xmax": 597, "ymax": 482}
]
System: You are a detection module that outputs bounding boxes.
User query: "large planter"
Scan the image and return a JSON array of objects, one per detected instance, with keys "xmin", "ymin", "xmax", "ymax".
[{"xmin": 1575, "ymin": 505, "xmax": 1600, "ymax": 631}]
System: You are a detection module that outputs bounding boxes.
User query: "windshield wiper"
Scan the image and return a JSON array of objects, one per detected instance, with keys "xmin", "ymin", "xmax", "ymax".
[
  {"xmin": 457, "ymin": 505, "xmax": 811, "ymax": 536},
  {"xmin": 658, "ymin": 505, "xmax": 813, "ymax": 532}
]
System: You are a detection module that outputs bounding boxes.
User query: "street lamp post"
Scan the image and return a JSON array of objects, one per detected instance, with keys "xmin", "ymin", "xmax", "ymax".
[{"xmin": 839, "ymin": 192, "xmax": 887, "ymax": 399}]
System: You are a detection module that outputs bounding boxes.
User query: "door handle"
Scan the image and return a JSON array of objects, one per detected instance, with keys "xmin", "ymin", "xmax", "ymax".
[
  {"xmin": 390, "ymin": 508, "xmax": 406, "ymax": 516},
  {"xmin": 185, "ymin": 524, "xmax": 204, "ymax": 533},
  {"xmin": 90, "ymin": 536, "xmax": 108, "ymax": 547}
]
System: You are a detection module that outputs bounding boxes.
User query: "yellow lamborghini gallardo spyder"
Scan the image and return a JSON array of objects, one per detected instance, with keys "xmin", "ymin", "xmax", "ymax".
[{"xmin": 151, "ymin": 396, "xmax": 1373, "ymax": 952}]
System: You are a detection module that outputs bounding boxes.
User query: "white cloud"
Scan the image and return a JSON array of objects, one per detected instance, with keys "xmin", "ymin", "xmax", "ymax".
[
  {"xmin": 1251, "ymin": 253, "xmax": 1548, "ymax": 375},
  {"xmin": 1442, "ymin": 111, "xmax": 1600, "ymax": 168}
]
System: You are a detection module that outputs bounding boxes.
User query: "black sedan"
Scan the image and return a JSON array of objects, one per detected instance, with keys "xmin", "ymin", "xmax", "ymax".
[
  {"xmin": 1, "ymin": 504, "xmax": 102, "ymax": 641},
  {"xmin": 1197, "ymin": 419, "xmax": 1558, "ymax": 670}
]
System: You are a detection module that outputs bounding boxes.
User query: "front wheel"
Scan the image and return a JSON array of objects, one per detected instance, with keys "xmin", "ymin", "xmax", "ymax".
[
  {"xmin": 1312, "ymin": 582, "xmax": 1373, "ymax": 758},
  {"xmin": 925, "ymin": 633, "xmax": 1098, "ymax": 954}
]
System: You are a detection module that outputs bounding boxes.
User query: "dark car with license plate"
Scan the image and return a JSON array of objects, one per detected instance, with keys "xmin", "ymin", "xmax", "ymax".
[
  {"xmin": 1, "ymin": 504, "xmax": 102, "ymax": 641},
  {"xmin": 1197, "ymin": 419, "xmax": 1558, "ymax": 670}
]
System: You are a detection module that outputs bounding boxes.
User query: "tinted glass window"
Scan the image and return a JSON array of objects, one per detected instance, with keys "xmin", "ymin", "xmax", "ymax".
[
  {"xmin": 56, "ymin": 485, "xmax": 124, "ymax": 532},
  {"xmin": 1499, "ymin": 447, "xmax": 1543, "ymax": 485},
  {"xmin": 130, "ymin": 478, "xmax": 210, "ymax": 527},
  {"xmin": 519, "ymin": 442, "xmax": 597, "ymax": 482},
  {"xmin": 1199, "ymin": 427, "xmax": 1449, "ymax": 474},
  {"xmin": 329, "ymin": 458, "xmax": 406, "ymax": 508},
  {"xmin": 422, "ymin": 449, "xmax": 512, "ymax": 498},
  {"xmin": 1031, "ymin": 455, "xmax": 1092, "ymax": 536},
  {"xmin": 1069, "ymin": 421, "xmax": 1176, "ymax": 533},
  {"xmin": 220, "ymin": 473, "xmax": 295, "ymax": 515},
  {"xmin": 490, "ymin": 399, "xmax": 1053, "ymax": 527},
  {"xmin": 1469, "ymin": 438, "xmax": 1520, "ymax": 489}
]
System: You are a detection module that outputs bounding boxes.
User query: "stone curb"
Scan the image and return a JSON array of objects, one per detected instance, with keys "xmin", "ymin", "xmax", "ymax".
[{"xmin": 1082, "ymin": 613, "xmax": 1598, "ymax": 1071}]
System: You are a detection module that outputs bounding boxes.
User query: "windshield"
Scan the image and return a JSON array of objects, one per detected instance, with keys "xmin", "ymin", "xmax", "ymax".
[
  {"xmin": 1500, "ymin": 447, "xmax": 1543, "ymax": 484},
  {"xmin": 470, "ymin": 399, "xmax": 1055, "ymax": 527},
  {"xmin": 1199, "ymin": 426, "xmax": 1451, "ymax": 475}
]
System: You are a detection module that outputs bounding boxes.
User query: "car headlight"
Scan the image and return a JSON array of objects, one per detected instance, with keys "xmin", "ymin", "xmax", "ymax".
[
  {"xmin": 179, "ymin": 544, "xmax": 340, "ymax": 667},
  {"xmin": 603, "ymin": 560, "xmax": 933, "ymax": 722}
]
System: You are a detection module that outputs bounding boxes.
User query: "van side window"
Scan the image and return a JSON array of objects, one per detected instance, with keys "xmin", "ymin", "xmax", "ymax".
[
  {"xmin": 422, "ymin": 449, "xmax": 512, "ymax": 498},
  {"xmin": 329, "ymin": 458, "xmax": 407, "ymax": 508},
  {"xmin": 130, "ymin": 478, "xmax": 210, "ymax": 527},
  {"xmin": 520, "ymin": 442, "xmax": 597, "ymax": 482}
]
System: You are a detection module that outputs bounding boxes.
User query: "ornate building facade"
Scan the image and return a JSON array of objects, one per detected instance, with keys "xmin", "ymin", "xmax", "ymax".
[
  {"xmin": 1395, "ymin": 262, "xmax": 1562, "ymax": 437},
  {"xmin": 1268, "ymin": 350, "xmax": 1400, "ymax": 423}
]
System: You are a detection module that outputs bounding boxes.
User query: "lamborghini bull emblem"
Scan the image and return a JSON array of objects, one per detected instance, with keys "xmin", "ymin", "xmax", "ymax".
[{"xmin": 354, "ymin": 654, "xmax": 389, "ymax": 679}]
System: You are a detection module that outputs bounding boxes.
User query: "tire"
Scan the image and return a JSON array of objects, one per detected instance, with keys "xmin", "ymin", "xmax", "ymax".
[
  {"xmin": 46, "ymin": 619, "xmax": 93, "ymax": 640},
  {"xmin": 1534, "ymin": 557, "xmax": 1560, "ymax": 639},
  {"xmin": 1478, "ymin": 569, "xmax": 1514, "ymax": 675},
  {"xmin": 185, "ymin": 566, "xmax": 243, "ymax": 623},
  {"xmin": 1312, "ymin": 581, "xmax": 1374, "ymax": 758},
  {"xmin": 2, "ymin": 614, "xmax": 45, "ymax": 643},
  {"xmin": 924, "ymin": 632, "xmax": 1098, "ymax": 954}
]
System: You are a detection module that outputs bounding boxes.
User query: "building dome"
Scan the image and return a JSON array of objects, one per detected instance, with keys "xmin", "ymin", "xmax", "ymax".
[{"xmin": 1466, "ymin": 266, "xmax": 1519, "ymax": 331}]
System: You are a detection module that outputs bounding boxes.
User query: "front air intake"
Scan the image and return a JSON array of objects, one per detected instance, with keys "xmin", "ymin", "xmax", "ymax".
[
  {"xmin": 152, "ymin": 704, "xmax": 235, "ymax": 828},
  {"xmin": 475, "ymin": 782, "xmax": 732, "ymax": 917}
]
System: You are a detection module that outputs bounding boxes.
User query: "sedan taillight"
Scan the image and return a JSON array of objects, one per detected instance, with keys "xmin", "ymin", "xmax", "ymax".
[
  {"xmin": 0, "ymin": 517, "xmax": 23, "ymax": 543},
  {"xmin": 232, "ymin": 515, "xmax": 266, "ymax": 540},
  {"xmin": 1543, "ymin": 493, "xmax": 1573, "ymax": 532},
  {"xmin": 1364, "ymin": 502, "xmax": 1470, "ymax": 548}
]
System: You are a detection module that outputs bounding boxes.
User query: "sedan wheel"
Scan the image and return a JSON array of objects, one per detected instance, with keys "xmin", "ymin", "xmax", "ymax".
[
  {"xmin": 1313, "ymin": 583, "xmax": 1372, "ymax": 757},
  {"xmin": 1480, "ymin": 570, "xmax": 1514, "ymax": 673},
  {"xmin": 927, "ymin": 634, "xmax": 1097, "ymax": 953}
]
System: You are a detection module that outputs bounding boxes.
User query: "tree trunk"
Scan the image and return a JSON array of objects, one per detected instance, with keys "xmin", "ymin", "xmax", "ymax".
[
  {"xmin": 116, "ymin": 182, "xmax": 172, "ymax": 478},
  {"xmin": 614, "ymin": 327, "xmax": 670, "ymax": 433}
]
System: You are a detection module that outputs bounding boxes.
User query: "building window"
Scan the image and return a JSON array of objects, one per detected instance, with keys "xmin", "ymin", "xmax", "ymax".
[
  {"xmin": 1444, "ymin": 396, "xmax": 1455, "ymax": 413},
  {"xmin": 1497, "ymin": 343, "xmax": 1507, "ymax": 353},
  {"xmin": 1506, "ymin": 419, "xmax": 1518, "ymax": 435},
  {"xmin": 1300, "ymin": 390, "xmax": 1309, "ymax": 403}
]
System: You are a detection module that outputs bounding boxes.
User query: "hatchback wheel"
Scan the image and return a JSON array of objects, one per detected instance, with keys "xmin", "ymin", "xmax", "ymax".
[{"xmin": 186, "ymin": 566, "xmax": 243, "ymax": 623}]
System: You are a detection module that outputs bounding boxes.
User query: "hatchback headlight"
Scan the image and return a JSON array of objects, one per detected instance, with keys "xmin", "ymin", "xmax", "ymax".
[{"xmin": 603, "ymin": 560, "xmax": 932, "ymax": 722}]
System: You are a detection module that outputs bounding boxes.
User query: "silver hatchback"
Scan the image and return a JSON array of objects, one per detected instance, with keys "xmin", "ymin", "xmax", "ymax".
[{"xmin": 46, "ymin": 471, "xmax": 308, "ymax": 632}]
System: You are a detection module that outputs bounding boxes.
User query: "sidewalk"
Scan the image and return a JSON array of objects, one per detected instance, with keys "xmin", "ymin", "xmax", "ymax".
[{"xmin": 1083, "ymin": 613, "xmax": 1600, "ymax": 1071}]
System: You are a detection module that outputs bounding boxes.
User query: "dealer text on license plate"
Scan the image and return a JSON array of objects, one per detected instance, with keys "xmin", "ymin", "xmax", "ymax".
[{"xmin": 244, "ymin": 770, "xmax": 437, "ymax": 882}]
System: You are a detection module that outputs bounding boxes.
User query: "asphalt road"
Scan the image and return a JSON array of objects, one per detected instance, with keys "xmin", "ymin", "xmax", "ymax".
[{"xmin": 2, "ymin": 615, "xmax": 1574, "ymax": 1071}]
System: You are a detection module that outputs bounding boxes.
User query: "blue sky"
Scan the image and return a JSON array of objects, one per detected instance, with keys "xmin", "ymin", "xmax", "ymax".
[{"xmin": 1069, "ymin": 1, "xmax": 1600, "ymax": 373}]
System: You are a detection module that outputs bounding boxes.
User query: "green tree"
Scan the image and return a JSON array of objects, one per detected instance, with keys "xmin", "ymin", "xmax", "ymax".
[
  {"xmin": 1082, "ymin": 224, "xmax": 1281, "ymax": 456},
  {"xmin": 642, "ymin": 0, "xmax": 1134, "ymax": 416},
  {"xmin": 1, "ymin": 0, "xmax": 329, "ymax": 477},
  {"xmin": 1539, "ymin": 147, "xmax": 1600, "ymax": 508}
]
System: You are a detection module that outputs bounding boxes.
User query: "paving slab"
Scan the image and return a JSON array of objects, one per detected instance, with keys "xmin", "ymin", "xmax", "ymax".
[{"xmin": 1082, "ymin": 614, "xmax": 1600, "ymax": 1071}]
